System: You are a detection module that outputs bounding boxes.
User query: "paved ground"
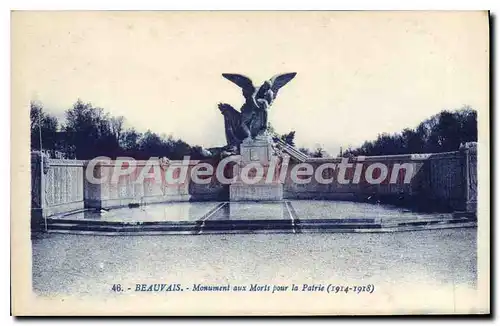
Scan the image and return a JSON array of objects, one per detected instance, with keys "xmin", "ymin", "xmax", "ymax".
[{"xmin": 32, "ymin": 228, "xmax": 477, "ymax": 302}]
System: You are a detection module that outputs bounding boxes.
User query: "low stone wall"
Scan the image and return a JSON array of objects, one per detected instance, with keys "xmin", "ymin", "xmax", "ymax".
[
  {"xmin": 282, "ymin": 150, "xmax": 472, "ymax": 212},
  {"xmin": 84, "ymin": 158, "xmax": 228, "ymax": 209},
  {"xmin": 30, "ymin": 144, "xmax": 477, "ymax": 218},
  {"xmin": 283, "ymin": 155, "xmax": 415, "ymax": 201},
  {"xmin": 31, "ymin": 153, "xmax": 85, "ymax": 219},
  {"xmin": 426, "ymin": 151, "xmax": 468, "ymax": 211}
]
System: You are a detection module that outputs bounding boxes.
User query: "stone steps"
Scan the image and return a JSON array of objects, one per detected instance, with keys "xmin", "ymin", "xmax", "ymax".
[{"xmin": 43, "ymin": 214, "xmax": 476, "ymax": 235}]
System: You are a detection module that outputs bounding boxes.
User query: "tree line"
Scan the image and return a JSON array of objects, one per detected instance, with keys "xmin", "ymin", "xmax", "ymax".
[
  {"xmin": 31, "ymin": 99, "xmax": 318, "ymax": 160},
  {"xmin": 341, "ymin": 107, "xmax": 477, "ymax": 157},
  {"xmin": 31, "ymin": 100, "xmax": 477, "ymax": 160},
  {"xmin": 30, "ymin": 100, "xmax": 208, "ymax": 160}
]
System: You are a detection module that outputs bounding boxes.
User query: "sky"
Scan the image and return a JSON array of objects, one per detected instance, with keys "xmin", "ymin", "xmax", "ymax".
[{"xmin": 12, "ymin": 11, "xmax": 489, "ymax": 155}]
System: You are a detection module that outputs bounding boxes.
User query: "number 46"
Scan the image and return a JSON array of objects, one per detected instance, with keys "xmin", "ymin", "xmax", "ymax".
[{"xmin": 111, "ymin": 284, "xmax": 123, "ymax": 292}]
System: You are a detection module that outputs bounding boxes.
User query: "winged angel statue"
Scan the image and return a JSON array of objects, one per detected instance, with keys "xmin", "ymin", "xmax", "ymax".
[{"xmin": 218, "ymin": 73, "xmax": 296, "ymax": 152}]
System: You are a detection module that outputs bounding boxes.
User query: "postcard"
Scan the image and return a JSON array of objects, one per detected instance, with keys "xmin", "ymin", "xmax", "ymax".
[{"xmin": 11, "ymin": 11, "xmax": 490, "ymax": 315}]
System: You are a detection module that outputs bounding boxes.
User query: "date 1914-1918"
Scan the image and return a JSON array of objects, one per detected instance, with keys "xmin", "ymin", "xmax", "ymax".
[{"xmin": 324, "ymin": 284, "xmax": 375, "ymax": 294}]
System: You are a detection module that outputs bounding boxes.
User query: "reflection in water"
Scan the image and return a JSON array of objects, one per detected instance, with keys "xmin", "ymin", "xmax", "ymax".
[
  {"xmin": 61, "ymin": 202, "xmax": 219, "ymax": 222},
  {"xmin": 289, "ymin": 200, "xmax": 453, "ymax": 221},
  {"xmin": 57, "ymin": 200, "xmax": 453, "ymax": 223},
  {"xmin": 210, "ymin": 202, "xmax": 289, "ymax": 221}
]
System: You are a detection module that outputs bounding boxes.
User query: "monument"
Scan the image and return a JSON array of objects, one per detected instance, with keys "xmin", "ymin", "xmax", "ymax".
[{"xmin": 218, "ymin": 73, "xmax": 297, "ymax": 201}]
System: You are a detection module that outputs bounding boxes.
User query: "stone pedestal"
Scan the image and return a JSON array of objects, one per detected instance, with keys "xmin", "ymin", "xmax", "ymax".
[
  {"xmin": 229, "ymin": 136, "xmax": 284, "ymax": 201},
  {"xmin": 229, "ymin": 183, "xmax": 283, "ymax": 201}
]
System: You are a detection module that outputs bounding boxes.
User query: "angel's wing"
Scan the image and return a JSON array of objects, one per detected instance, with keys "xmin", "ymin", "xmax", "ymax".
[
  {"xmin": 268, "ymin": 72, "xmax": 297, "ymax": 94},
  {"xmin": 254, "ymin": 72, "xmax": 297, "ymax": 104},
  {"xmin": 222, "ymin": 74, "xmax": 255, "ymax": 95}
]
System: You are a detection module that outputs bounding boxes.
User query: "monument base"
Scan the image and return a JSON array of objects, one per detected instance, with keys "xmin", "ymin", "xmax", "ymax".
[
  {"xmin": 229, "ymin": 134, "xmax": 284, "ymax": 202},
  {"xmin": 230, "ymin": 183, "xmax": 283, "ymax": 201}
]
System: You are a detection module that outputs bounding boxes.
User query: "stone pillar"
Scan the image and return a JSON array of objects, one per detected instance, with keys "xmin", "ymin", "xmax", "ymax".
[
  {"xmin": 31, "ymin": 151, "xmax": 49, "ymax": 222},
  {"xmin": 462, "ymin": 142, "xmax": 477, "ymax": 213},
  {"xmin": 229, "ymin": 135, "xmax": 284, "ymax": 201}
]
